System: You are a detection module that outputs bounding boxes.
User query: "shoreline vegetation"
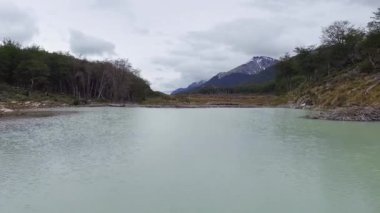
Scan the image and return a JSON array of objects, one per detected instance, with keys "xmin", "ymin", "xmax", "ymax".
[{"xmin": 1, "ymin": 93, "xmax": 380, "ymax": 122}]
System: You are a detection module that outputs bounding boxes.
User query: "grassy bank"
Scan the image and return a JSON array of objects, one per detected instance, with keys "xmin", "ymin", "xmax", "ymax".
[
  {"xmin": 290, "ymin": 72, "xmax": 380, "ymax": 108},
  {"xmin": 0, "ymin": 83, "xmax": 75, "ymax": 110}
]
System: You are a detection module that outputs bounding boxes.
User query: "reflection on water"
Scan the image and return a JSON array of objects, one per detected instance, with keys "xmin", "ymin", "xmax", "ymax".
[{"xmin": 0, "ymin": 108, "xmax": 379, "ymax": 213}]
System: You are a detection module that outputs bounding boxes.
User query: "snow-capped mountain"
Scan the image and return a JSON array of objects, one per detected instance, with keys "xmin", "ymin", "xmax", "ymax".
[
  {"xmin": 171, "ymin": 56, "xmax": 278, "ymax": 95},
  {"xmin": 217, "ymin": 56, "xmax": 278, "ymax": 79}
]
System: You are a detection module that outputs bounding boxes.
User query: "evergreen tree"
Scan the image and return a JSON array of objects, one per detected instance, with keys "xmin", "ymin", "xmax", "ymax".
[
  {"xmin": 368, "ymin": 8, "xmax": 380, "ymax": 33},
  {"xmin": 14, "ymin": 60, "xmax": 50, "ymax": 92}
]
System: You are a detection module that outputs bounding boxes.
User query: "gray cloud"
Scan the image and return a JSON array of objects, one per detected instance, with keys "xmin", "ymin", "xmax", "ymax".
[
  {"xmin": 245, "ymin": 0, "xmax": 379, "ymax": 8},
  {"xmin": 152, "ymin": 0, "xmax": 376, "ymax": 91},
  {"xmin": 1, "ymin": 0, "xmax": 376, "ymax": 92},
  {"xmin": 153, "ymin": 45, "xmax": 249, "ymax": 88},
  {"xmin": 69, "ymin": 30, "xmax": 116, "ymax": 56},
  {"xmin": 0, "ymin": 3, "xmax": 39, "ymax": 43},
  {"xmin": 185, "ymin": 18, "xmax": 307, "ymax": 57},
  {"xmin": 328, "ymin": 0, "xmax": 378, "ymax": 6},
  {"xmin": 91, "ymin": 0, "xmax": 125, "ymax": 8},
  {"xmin": 134, "ymin": 27, "xmax": 151, "ymax": 35}
]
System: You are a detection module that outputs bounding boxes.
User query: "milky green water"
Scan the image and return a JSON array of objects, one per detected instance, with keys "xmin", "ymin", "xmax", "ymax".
[{"xmin": 0, "ymin": 108, "xmax": 379, "ymax": 213}]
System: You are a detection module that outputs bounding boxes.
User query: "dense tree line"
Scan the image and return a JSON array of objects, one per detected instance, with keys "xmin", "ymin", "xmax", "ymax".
[
  {"xmin": 0, "ymin": 41, "xmax": 153, "ymax": 102},
  {"xmin": 275, "ymin": 8, "xmax": 380, "ymax": 93}
]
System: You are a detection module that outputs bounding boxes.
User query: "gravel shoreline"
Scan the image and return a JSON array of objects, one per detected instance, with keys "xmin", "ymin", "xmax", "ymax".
[
  {"xmin": 306, "ymin": 107, "xmax": 380, "ymax": 122},
  {"xmin": 0, "ymin": 110, "xmax": 78, "ymax": 119}
]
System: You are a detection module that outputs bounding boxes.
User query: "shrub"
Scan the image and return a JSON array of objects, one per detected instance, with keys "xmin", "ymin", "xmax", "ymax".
[
  {"xmin": 72, "ymin": 99, "xmax": 80, "ymax": 105},
  {"xmin": 358, "ymin": 60, "xmax": 374, "ymax": 73}
]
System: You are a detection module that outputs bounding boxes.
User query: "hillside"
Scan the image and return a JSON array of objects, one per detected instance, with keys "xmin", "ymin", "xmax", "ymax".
[
  {"xmin": 291, "ymin": 71, "xmax": 380, "ymax": 108},
  {"xmin": 275, "ymin": 9, "xmax": 380, "ymax": 109}
]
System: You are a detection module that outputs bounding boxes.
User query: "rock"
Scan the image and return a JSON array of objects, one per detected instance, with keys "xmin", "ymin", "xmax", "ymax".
[
  {"xmin": 0, "ymin": 106, "xmax": 14, "ymax": 113},
  {"xmin": 31, "ymin": 102, "xmax": 41, "ymax": 108}
]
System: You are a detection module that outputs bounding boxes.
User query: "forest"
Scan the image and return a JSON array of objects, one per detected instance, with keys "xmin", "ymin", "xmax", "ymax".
[
  {"xmin": 0, "ymin": 42, "xmax": 153, "ymax": 102},
  {"xmin": 275, "ymin": 8, "xmax": 380, "ymax": 93}
]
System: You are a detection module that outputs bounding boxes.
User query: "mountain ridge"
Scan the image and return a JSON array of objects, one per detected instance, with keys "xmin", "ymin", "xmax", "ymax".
[{"xmin": 172, "ymin": 56, "xmax": 278, "ymax": 95}]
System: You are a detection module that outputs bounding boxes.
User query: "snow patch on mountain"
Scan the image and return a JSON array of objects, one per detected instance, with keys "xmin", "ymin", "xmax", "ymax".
[{"xmin": 217, "ymin": 56, "xmax": 277, "ymax": 79}]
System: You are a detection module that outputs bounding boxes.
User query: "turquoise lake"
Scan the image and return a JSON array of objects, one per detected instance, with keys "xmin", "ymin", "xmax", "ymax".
[{"xmin": 0, "ymin": 108, "xmax": 379, "ymax": 213}]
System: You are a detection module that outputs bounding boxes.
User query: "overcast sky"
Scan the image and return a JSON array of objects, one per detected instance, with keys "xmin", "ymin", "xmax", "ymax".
[{"xmin": 0, "ymin": 0, "xmax": 377, "ymax": 92}]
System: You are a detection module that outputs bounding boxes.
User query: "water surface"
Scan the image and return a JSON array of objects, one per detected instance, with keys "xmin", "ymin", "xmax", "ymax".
[{"xmin": 0, "ymin": 108, "xmax": 379, "ymax": 213}]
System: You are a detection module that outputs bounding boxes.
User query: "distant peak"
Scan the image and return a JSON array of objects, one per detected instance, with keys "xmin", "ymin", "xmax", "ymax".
[
  {"xmin": 172, "ymin": 56, "xmax": 279, "ymax": 94},
  {"xmin": 188, "ymin": 80, "xmax": 206, "ymax": 88}
]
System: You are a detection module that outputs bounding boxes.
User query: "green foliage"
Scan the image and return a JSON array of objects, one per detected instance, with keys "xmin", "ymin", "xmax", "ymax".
[
  {"xmin": 0, "ymin": 40, "xmax": 22, "ymax": 83},
  {"xmin": 0, "ymin": 40, "xmax": 152, "ymax": 102},
  {"xmin": 14, "ymin": 60, "xmax": 50, "ymax": 90}
]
